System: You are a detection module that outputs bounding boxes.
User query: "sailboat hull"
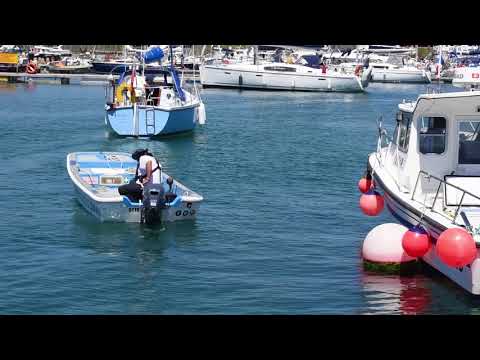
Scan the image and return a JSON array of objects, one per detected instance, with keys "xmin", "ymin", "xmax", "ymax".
[{"xmin": 105, "ymin": 105, "xmax": 198, "ymax": 136}]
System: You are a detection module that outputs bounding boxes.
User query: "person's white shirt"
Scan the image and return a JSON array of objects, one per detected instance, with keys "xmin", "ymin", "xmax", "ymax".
[{"xmin": 138, "ymin": 155, "xmax": 161, "ymax": 185}]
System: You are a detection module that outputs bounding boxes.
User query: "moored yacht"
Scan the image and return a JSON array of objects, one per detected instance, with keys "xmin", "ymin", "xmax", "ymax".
[
  {"xmin": 452, "ymin": 66, "xmax": 480, "ymax": 88},
  {"xmin": 104, "ymin": 46, "xmax": 205, "ymax": 137},
  {"xmin": 199, "ymin": 57, "xmax": 372, "ymax": 92},
  {"xmin": 367, "ymin": 90, "xmax": 480, "ymax": 294},
  {"xmin": 369, "ymin": 62, "xmax": 431, "ymax": 83}
]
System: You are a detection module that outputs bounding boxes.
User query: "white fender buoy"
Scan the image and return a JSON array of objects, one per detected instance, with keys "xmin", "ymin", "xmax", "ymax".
[
  {"xmin": 198, "ymin": 101, "xmax": 206, "ymax": 125},
  {"xmin": 362, "ymin": 223, "xmax": 417, "ymax": 273}
]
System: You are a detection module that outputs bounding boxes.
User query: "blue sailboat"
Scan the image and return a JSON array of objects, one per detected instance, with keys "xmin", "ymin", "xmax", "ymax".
[{"xmin": 104, "ymin": 46, "xmax": 206, "ymax": 137}]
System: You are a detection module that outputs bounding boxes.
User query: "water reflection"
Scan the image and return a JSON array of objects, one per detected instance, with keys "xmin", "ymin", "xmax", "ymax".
[
  {"xmin": 361, "ymin": 270, "xmax": 431, "ymax": 315},
  {"xmin": 24, "ymin": 81, "xmax": 36, "ymax": 92},
  {"xmin": 0, "ymin": 82, "xmax": 17, "ymax": 92},
  {"xmin": 70, "ymin": 200, "xmax": 200, "ymax": 260}
]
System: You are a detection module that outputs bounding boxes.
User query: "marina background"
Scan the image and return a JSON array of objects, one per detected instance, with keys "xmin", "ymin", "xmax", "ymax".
[{"xmin": 2, "ymin": 80, "xmax": 480, "ymax": 313}]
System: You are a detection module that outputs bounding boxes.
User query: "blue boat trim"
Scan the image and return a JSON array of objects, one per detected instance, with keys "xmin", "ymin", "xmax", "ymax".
[
  {"xmin": 122, "ymin": 196, "xmax": 141, "ymax": 208},
  {"xmin": 166, "ymin": 196, "xmax": 182, "ymax": 207},
  {"xmin": 76, "ymin": 161, "xmax": 137, "ymax": 169}
]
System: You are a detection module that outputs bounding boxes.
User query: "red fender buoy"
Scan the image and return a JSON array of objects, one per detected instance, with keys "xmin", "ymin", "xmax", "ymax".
[
  {"xmin": 359, "ymin": 189, "xmax": 384, "ymax": 216},
  {"xmin": 26, "ymin": 62, "xmax": 37, "ymax": 74},
  {"xmin": 358, "ymin": 177, "xmax": 373, "ymax": 194},
  {"xmin": 354, "ymin": 65, "xmax": 362, "ymax": 76},
  {"xmin": 402, "ymin": 225, "xmax": 430, "ymax": 258},
  {"xmin": 436, "ymin": 228, "xmax": 477, "ymax": 268}
]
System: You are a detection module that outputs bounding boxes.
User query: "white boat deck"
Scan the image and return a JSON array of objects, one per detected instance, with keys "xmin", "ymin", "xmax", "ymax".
[{"xmin": 67, "ymin": 152, "xmax": 203, "ymax": 203}]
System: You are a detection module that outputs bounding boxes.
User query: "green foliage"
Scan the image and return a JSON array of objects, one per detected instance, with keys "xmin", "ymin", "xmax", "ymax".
[
  {"xmin": 363, "ymin": 259, "xmax": 421, "ymax": 275},
  {"xmin": 417, "ymin": 47, "xmax": 433, "ymax": 60}
]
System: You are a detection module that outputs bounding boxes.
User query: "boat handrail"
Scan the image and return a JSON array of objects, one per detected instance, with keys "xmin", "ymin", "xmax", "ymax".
[
  {"xmin": 375, "ymin": 115, "xmax": 394, "ymax": 165},
  {"xmin": 411, "ymin": 170, "xmax": 480, "ymax": 226}
]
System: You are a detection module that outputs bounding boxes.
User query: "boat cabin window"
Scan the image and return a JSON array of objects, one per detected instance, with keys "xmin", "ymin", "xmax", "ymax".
[
  {"xmin": 458, "ymin": 120, "xmax": 480, "ymax": 164},
  {"xmin": 419, "ymin": 117, "xmax": 447, "ymax": 154},
  {"xmin": 264, "ymin": 66, "xmax": 296, "ymax": 72},
  {"xmin": 393, "ymin": 111, "xmax": 412, "ymax": 153}
]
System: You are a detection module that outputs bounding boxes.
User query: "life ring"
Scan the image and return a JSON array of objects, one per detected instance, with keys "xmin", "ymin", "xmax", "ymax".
[
  {"xmin": 115, "ymin": 81, "xmax": 135, "ymax": 105},
  {"xmin": 354, "ymin": 65, "xmax": 362, "ymax": 76},
  {"xmin": 26, "ymin": 62, "xmax": 37, "ymax": 74}
]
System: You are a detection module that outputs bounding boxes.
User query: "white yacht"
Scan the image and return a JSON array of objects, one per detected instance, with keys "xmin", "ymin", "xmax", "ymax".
[
  {"xmin": 199, "ymin": 58, "xmax": 372, "ymax": 92},
  {"xmin": 452, "ymin": 66, "xmax": 480, "ymax": 88},
  {"xmin": 367, "ymin": 90, "xmax": 480, "ymax": 294},
  {"xmin": 368, "ymin": 62, "xmax": 431, "ymax": 83}
]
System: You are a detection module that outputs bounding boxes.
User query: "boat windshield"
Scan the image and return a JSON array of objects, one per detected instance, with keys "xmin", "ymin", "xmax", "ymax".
[
  {"xmin": 459, "ymin": 119, "xmax": 480, "ymax": 164},
  {"xmin": 393, "ymin": 111, "xmax": 412, "ymax": 153}
]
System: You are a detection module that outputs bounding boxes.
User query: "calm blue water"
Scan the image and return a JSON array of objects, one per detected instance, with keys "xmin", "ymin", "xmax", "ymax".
[{"xmin": 2, "ymin": 80, "xmax": 480, "ymax": 314}]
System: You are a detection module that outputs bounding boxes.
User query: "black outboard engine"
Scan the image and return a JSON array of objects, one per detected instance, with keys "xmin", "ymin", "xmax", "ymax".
[{"xmin": 141, "ymin": 184, "xmax": 166, "ymax": 225}]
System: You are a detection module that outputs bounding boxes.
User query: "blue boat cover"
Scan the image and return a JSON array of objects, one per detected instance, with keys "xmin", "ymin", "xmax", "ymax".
[
  {"xmin": 170, "ymin": 66, "xmax": 186, "ymax": 102},
  {"xmin": 301, "ymin": 55, "xmax": 321, "ymax": 68},
  {"xmin": 144, "ymin": 47, "xmax": 164, "ymax": 64}
]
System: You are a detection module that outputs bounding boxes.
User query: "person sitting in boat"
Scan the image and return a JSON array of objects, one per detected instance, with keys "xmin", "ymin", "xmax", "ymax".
[{"xmin": 118, "ymin": 149, "xmax": 162, "ymax": 202}]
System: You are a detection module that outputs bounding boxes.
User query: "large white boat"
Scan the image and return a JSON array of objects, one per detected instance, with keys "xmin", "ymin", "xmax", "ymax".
[
  {"xmin": 67, "ymin": 152, "xmax": 203, "ymax": 224},
  {"xmin": 452, "ymin": 66, "xmax": 480, "ymax": 88},
  {"xmin": 199, "ymin": 60, "xmax": 372, "ymax": 92},
  {"xmin": 367, "ymin": 90, "xmax": 480, "ymax": 294},
  {"xmin": 368, "ymin": 60, "xmax": 431, "ymax": 83}
]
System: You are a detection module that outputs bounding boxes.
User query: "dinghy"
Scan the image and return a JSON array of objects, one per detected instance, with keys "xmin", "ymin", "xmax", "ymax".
[{"xmin": 67, "ymin": 152, "xmax": 203, "ymax": 223}]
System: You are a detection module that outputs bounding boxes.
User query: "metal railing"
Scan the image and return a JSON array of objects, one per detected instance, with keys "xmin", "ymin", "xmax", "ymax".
[
  {"xmin": 106, "ymin": 84, "xmax": 197, "ymax": 109},
  {"xmin": 411, "ymin": 170, "xmax": 480, "ymax": 226}
]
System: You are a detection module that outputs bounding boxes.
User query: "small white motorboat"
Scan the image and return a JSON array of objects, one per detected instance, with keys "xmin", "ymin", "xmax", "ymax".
[
  {"xmin": 366, "ymin": 89, "xmax": 480, "ymax": 294},
  {"xmin": 67, "ymin": 152, "xmax": 203, "ymax": 223}
]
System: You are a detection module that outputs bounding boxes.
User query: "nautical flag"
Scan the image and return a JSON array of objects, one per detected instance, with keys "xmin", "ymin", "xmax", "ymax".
[
  {"xmin": 131, "ymin": 65, "xmax": 136, "ymax": 88},
  {"xmin": 436, "ymin": 52, "xmax": 442, "ymax": 77}
]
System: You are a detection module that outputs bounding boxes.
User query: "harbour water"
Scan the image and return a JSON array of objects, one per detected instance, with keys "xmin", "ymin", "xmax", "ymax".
[{"xmin": 2, "ymin": 81, "xmax": 480, "ymax": 314}]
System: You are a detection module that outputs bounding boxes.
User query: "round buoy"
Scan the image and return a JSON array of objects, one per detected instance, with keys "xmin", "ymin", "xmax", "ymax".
[
  {"xmin": 359, "ymin": 189, "xmax": 384, "ymax": 216},
  {"xmin": 26, "ymin": 63, "xmax": 37, "ymax": 74},
  {"xmin": 362, "ymin": 223, "xmax": 417, "ymax": 273},
  {"xmin": 358, "ymin": 177, "xmax": 373, "ymax": 194},
  {"xmin": 436, "ymin": 228, "xmax": 477, "ymax": 268},
  {"xmin": 402, "ymin": 225, "xmax": 431, "ymax": 258}
]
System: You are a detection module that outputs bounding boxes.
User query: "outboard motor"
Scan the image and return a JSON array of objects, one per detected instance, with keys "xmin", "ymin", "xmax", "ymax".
[{"xmin": 141, "ymin": 184, "xmax": 166, "ymax": 225}]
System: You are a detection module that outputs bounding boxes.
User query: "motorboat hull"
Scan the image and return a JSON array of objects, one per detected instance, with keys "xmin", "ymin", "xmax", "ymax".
[
  {"xmin": 92, "ymin": 61, "xmax": 166, "ymax": 75},
  {"xmin": 73, "ymin": 185, "xmax": 201, "ymax": 223},
  {"xmin": 67, "ymin": 152, "xmax": 203, "ymax": 223},
  {"xmin": 47, "ymin": 65, "xmax": 92, "ymax": 74},
  {"xmin": 370, "ymin": 68, "xmax": 431, "ymax": 83}
]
